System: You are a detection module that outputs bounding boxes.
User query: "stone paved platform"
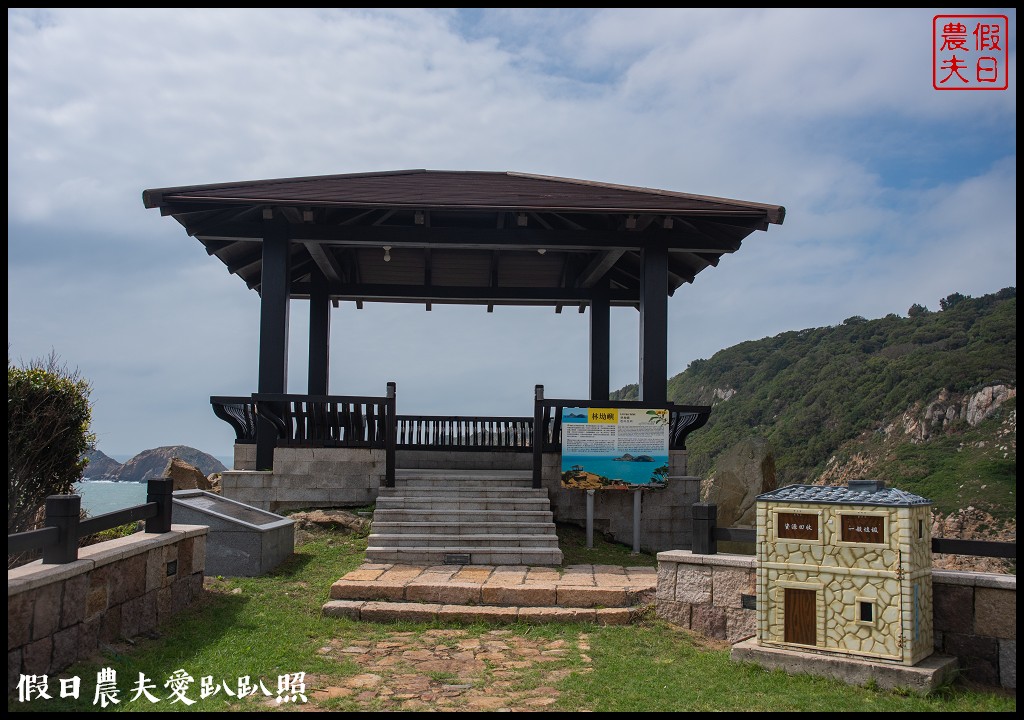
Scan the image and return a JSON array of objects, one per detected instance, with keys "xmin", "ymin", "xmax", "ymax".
[{"xmin": 324, "ymin": 563, "xmax": 656, "ymax": 625}]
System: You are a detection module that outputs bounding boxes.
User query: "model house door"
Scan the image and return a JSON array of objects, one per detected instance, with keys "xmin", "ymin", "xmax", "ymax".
[{"xmin": 784, "ymin": 588, "xmax": 817, "ymax": 646}]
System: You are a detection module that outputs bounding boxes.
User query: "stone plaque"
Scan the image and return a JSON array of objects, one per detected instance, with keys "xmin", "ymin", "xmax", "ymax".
[
  {"xmin": 777, "ymin": 512, "xmax": 818, "ymax": 540},
  {"xmin": 176, "ymin": 493, "xmax": 283, "ymax": 527},
  {"xmin": 840, "ymin": 514, "xmax": 885, "ymax": 543}
]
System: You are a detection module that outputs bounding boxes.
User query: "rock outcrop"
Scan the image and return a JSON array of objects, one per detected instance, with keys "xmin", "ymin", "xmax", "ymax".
[
  {"xmin": 164, "ymin": 457, "xmax": 214, "ymax": 491},
  {"xmin": 887, "ymin": 384, "xmax": 1016, "ymax": 443},
  {"xmin": 113, "ymin": 446, "xmax": 227, "ymax": 483},
  {"xmin": 701, "ymin": 436, "xmax": 777, "ymax": 528},
  {"xmin": 287, "ymin": 509, "xmax": 370, "ymax": 534}
]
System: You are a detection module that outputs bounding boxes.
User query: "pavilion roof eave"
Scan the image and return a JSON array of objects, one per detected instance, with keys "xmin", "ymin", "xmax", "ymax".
[{"xmin": 144, "ymin": 170, "xmax": 785, "ymax": 308}]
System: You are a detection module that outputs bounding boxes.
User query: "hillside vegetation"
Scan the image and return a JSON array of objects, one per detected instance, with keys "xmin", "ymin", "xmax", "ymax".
[{"xmin": 614, "ymin": 288, "xmax": 1016, "ymax": 519}]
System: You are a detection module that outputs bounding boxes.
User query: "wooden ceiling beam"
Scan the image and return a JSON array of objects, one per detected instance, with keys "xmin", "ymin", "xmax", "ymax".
[
  {"xmin": 288, "ymin": 281, "xmax": 638, "ymax": 304},
  {"xmin": 193, "ymin": 222, "xmax": 746, "ymax": 253},
  {"xmin": 576, "ymin": 249, "xmax": 626, "ymax": 288},
  {"xmin": 301, "ymin": 240, "xmax": 345, "ymax": 284}
]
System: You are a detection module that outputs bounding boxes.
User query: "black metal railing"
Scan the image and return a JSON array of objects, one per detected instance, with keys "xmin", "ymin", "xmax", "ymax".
[
  {"xmin": 691, "ymin": 502, "xmax": 1016, "ymax": 560},
  {"xmin": 210, "ymin": 396, "xmax": 258, "ymax": 443},
  {"xmin": 7, "ymin": 478, "xmax": 174, "ymax": 565},
  {"xmin": 396, "ymin": 415, "xmax": 533, "ymax": 451}
]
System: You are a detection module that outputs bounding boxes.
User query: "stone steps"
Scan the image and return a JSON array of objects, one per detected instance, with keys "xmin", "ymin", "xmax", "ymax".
[
  {"xmin": 368, "ymin": 533, "xmax": 560, "ymax": 548},
  {"xmin": 323, "ymin": 563, "xmax": 657, "ymax": 626},
  {"xmin": 375, "ymin": 497, "xmax": 552, "ymax": 511},
  {"xmin": 394, "ymin": 469, "xmax": 535, "ymax": 488},
  {"xmin": 372, "ymin": 509, "xmax": 554, "ymax": 523},
  {"xmin": 366, "ymin": 468, "xmax": 562, "ymax": 566},
  {"xmin": 363, "ymin": 547, "xmax": 564, "ymax": 566},
  {"xmin": 378, "ymin": 486, "xmax": 544, "ymax": 498},
  {"xmin": 371, "ymin": 521, "xmax": 556, "ymax": 535}
]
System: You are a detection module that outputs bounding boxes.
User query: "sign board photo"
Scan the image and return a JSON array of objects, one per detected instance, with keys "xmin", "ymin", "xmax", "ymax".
[{"xmin": 560, "ymin": 407, "xmax": 670, "ymax": 490}]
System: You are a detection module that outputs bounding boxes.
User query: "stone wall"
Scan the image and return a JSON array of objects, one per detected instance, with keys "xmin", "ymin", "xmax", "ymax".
[
  {"xmin": 222, "ymin": 447, "xmax": 386, "ymax": 512},
  {"xmin": 656, "ymin": 550, "xmax": 757, "ymax": 643},
  {"xmin": 655, "ymin": 550, "xmax": 1016, "ymax": 689},
  {"xmin": 233, "ymin": 442, "xmax": 256, "ymax": 470},
  {"xmin": 932, "ymin": 570, "xmax": 1015, "ymax": 688},
  {"xmin": 8, "ymin": 525, "xmax": 207, "ymax": 691}
]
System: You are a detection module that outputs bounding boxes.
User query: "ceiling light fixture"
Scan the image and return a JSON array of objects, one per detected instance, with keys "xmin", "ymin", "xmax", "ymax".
[{"xmin": 383, "ymin": 246, "xmax": 392, "ymax": 262}]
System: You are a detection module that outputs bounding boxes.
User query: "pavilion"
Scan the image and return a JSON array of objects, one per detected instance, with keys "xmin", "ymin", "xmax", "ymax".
[{"xmin": 143, "ymin": 170, "xmax": 784, "ymax": 558}]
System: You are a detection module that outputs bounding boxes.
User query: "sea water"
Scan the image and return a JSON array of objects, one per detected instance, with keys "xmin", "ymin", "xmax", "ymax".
[
  {"xmin": 73, "ymin": 480, "xmax": 148, "ymax": 517},
  {"xmin": 560, "ymin": 454, "xmax": 667, "ymax": 485}
]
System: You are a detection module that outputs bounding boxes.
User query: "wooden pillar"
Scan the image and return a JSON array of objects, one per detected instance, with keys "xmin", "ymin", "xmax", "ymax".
[
  {"xmin": 256, "ymin": 228, "xmax": 291, "ymax": 470},
  {"xmin": 589, "ymin": 282, "xmax": 610, "ymax": 402},
  {"xmin": 639, "ymin": 245, "xmax": 668, "ymax": 403},
  {"xmin": 307, "ymin": 267, "xmax": 330, "ymax": 395}
]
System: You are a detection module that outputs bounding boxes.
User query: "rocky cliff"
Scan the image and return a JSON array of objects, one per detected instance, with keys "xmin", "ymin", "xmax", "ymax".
[
  {"xmin": 82, "ymin": 449, "xmax": 122, "ymax": 480},
  {"xmin": 81, "ymin": 445, "xmax": 227, "ymax": 483}
]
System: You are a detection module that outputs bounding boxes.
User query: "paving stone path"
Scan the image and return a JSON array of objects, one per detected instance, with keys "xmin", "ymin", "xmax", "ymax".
[{"xmin": 304, "ymin": 628, "xmax": 592, "ymax": 711}]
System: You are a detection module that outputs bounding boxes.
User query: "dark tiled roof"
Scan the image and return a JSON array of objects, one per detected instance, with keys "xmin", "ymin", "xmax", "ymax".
[
  {"xmin": 757, "ymin": 484, "xmax": 931, "ymax": 507},
  {"xmin": 143, "ymin": 170, "xmax": 786, "ymax": 221}
]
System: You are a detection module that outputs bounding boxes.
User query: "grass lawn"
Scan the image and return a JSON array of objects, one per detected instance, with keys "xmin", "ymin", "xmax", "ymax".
[{"xmin": 8, "ymin": 522, "xmax": 1016, "ymax": 712}]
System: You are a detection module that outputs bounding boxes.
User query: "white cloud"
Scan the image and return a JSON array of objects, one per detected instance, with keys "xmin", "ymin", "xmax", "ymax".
[{"xmin": 7, "ymin": 8, "xmax": 1016, "ymax": 456}]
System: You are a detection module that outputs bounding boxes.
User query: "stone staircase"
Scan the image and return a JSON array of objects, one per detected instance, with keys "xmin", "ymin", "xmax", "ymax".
[{"xmin": 365, "ymin": 469, "xmax": 563, "ymax": 566}]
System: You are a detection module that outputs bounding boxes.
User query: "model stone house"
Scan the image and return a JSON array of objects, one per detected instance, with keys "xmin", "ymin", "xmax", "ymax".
[{"xmin": 755, "ymin": 480, "xmax": 934, "ymax": 666}]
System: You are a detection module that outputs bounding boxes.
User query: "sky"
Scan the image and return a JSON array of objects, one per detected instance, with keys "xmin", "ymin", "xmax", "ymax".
[{"xmin": 8, "ymin": 8, "xmax": 1017, "ymax": 460}]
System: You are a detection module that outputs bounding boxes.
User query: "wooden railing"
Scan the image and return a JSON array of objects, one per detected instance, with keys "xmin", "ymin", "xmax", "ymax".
[
  {"xmin": 253, "ymin": 393, "xmax": 392, "ymax": 448},
  {"xmin": 250, "ymin": 385, "xmax": 396, "ymax": 486},
  {"xmin": 7, "ymin": 478, "xmax": 174, "ymax": 565},
  {"xmin": 396, "ymin": 415, "xmax": 533, "ymax": 451},
  {"xmin": 691, "ymin": 503, "xmax": 1017, "ymax": 559},
  {"xmin": 211, "ymin": 385, "xmax": 712, "ymax": 488}
]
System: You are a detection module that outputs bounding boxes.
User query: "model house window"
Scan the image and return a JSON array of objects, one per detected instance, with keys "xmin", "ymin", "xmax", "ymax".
[
  {"xmin": 918, "ymin": 519, "xmax": 924, "ymax": 539},
  {"xmin": 859, "ymin": 601, "xmax": 873, "ymax": 623}
]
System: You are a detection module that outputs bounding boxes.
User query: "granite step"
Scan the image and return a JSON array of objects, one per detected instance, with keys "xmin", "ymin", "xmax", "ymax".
[
  {"xmin": 371, "ymin": 521, "xmax": 556, "ymax": 535},
  {"xmin": 323, "ymin": 562, "xmax": 657, "ymax": 625},
  {"xmin": 371, "ymin": 509, "xmax": 554, "ymax": 523},
  {"xmin": 378, "ymin": 486, "xmax": 547, "ymax": 498},
  {"xmin": 375, "ymin": 497, "xmax": 552, "ymax": 511},
  {"xmin": 394, "ymin": 469, "xmax": 534, "ymax": 488},
  {"xmin": 370, "ymin": 469, "xmax": 562, "ymax": 565},
  {"xmin": 367, "ymin": 533, "xmax": 561, "ymax": 548},
  {"xmin": 364, "ymin": 547, "xmax": 564, "ymax": 566}
]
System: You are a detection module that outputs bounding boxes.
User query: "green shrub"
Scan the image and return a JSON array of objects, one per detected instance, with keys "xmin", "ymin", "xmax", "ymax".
[{"xmin": 8, "ymin": 351, "xmax": 94, "ymax": 535}]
